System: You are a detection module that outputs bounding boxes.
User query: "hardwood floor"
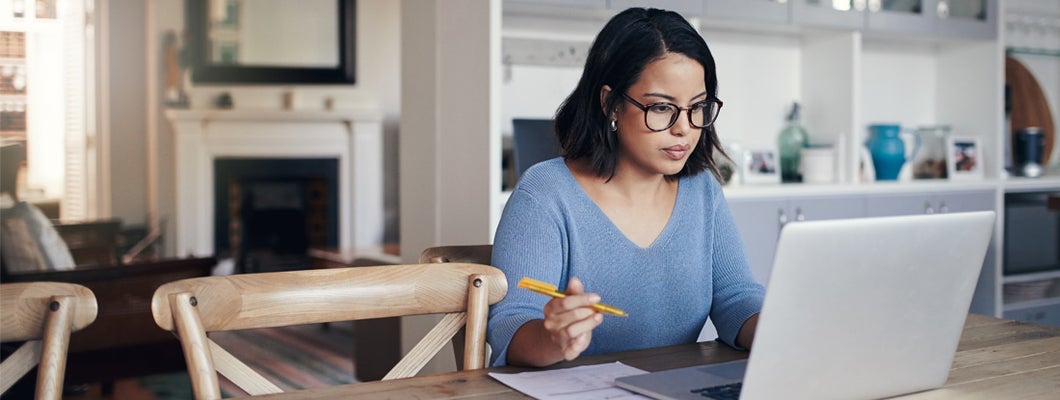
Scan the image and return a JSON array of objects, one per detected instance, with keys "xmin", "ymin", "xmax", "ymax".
[{"xmin": 60, "ymin": 322, "xmax": 355, "ymax": 399}]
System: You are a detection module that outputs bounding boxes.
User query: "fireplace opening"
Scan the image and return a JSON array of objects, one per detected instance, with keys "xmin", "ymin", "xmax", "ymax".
[{"xmin": 215, "ymin": 158, "xmax": 339, "ymax": 273}]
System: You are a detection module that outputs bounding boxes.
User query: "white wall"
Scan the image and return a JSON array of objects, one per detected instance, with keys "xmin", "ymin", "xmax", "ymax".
[
  {"xmin": 400, "ymin": 0, "xmax": 500, "ymax": 375},
  {"xmin": 108, "ymin": 0, "xmax": 149, "ymax": 225}
]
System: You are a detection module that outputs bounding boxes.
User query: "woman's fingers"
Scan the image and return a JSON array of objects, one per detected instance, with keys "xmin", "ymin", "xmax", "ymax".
[{"xmin": 541, "ymin": 277, "xmax": 606, "ymax": 361}]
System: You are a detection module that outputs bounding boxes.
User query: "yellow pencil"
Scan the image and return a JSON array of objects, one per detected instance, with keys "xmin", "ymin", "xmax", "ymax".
[{"xmin": 518, "ymin": 277, "xmax": 628, "ymax": 317}]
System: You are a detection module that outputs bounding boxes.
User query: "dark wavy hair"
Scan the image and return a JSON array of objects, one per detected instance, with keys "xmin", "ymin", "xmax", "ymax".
[{"xmin": 554, "ymin": 7, "xmax": 725, "ymax": 181}]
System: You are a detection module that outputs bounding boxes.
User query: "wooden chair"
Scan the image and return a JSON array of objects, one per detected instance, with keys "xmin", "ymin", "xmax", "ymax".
[
  {"xmin": 419, "ymin": 244, "xmax": 492, "ymax": 265},
  {"xmin": 419, "ymin": 244, "xmax": 493, "ymax": 368},
  {"xmin": 150, "ymin": 262, "xmax": 507, "ymax": 399},
  {"xmin": 0, "ymin": 282, "xmax": 98, "ymax": 400}
]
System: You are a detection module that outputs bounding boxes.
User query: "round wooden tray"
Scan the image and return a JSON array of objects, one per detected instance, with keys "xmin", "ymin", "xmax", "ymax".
[{"xmin": 1006, "ymin": 56, "xmax": 1055, "ymax": 167}]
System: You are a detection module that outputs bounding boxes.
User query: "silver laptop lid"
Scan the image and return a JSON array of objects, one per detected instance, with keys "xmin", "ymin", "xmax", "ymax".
[{"xmin": 741, "ymin": 211, "xmax": 995, "ymax": 400}]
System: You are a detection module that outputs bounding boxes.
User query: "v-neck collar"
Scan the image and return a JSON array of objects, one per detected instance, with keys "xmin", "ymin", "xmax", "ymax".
[{"xmin": 560, "ymin": 161, "xmax": 683, "ymax": 251}]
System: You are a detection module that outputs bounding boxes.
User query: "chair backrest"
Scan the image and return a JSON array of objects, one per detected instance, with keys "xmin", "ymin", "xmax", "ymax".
[
  {"xmin": 419, "ymin": 244, "xmax": 492, "ymax": 265},
  {"xmin": 418, "ymin": 244, "xmax": 493, "ymax": 368},
  {"xmin": 151, "ymin": 262, "xmax": 507, "ymax": 399},
  {"xmin": 0, "ymin": 282, "xmax": 98, "ymax": 400}
]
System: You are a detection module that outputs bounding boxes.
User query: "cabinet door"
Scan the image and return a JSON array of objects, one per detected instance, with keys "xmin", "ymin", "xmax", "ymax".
[
  {"xmin": 786, "ymin": 195, "xmax": 865, "ymax": 223},
  {"xmin": 705, "ymin": 0, "xmax": 790, "ymax": 25},
  {"xmin": 865, "ymin": 193, "xmax": 935, "ymax": 217},
  {"xmin": 728, "ymin": 198, "xmax": 785, "ymax": 287},
  {"xmin": 792, "ymin": 0, "xmax": 865, "ymax": 30},
  {"xmin": 934, "ymin": 0, "xmax": 997, "ymax": 39},
  {"xmin": 936, "ymin": 190, "xmax": 994, "ymax": 213},
  {"xmin": 865, "ymin": 190, "xmax": 999, "ymax": 317},
  {"xmin": 506, "ymin": 0, "xmax": 606, "ymax": 8},
  {"xmin": 865, "ymin": 0, "xmax": 935, "ymax": 35},
  {"xmin": 610, "ymin": 0, "xmax": 703, "ymax": 16},
  {"xmin": 729, "ymin": 195, "xmax": 864, "ymax": 287}
]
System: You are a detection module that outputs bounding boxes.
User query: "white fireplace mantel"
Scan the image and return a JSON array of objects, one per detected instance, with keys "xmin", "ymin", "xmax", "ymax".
[{"xmin": 165, "ymin": 108, "xmax": 385, "ymax": 257}]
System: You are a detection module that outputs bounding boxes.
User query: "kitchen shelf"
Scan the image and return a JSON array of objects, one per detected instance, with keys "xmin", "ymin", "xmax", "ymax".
[
  {"xmin": 1006, "ymin": 47, "xmax": 1060, "ymax": 58},
  {"xmin": 1004, "ymin": 269, "xmax": 1060, "ymax": 284},
  {"xmin": 1003, "ymin": 296, "xmax": 1060, "ymax": 312}
]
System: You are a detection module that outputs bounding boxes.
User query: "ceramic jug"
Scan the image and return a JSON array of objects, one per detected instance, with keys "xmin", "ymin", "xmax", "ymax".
[{"xmin": 867, "ymin": 124, "xmax": 920, "ymax": 181}]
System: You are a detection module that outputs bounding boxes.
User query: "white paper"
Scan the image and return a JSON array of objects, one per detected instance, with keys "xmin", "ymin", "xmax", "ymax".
[{"xmin": 488, "ymin": 361, "xmax": 652, "ymax": 400}]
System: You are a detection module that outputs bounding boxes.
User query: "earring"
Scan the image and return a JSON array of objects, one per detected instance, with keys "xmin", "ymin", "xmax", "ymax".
[{"xmin": 609, "ymin": 118, "xmax": 618, "ymax": 132}]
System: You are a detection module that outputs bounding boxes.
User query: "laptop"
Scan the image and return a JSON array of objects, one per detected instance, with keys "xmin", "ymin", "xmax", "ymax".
[{"xmin": 615, "ymin": 211, "xmax": 996, "ymax": 400}]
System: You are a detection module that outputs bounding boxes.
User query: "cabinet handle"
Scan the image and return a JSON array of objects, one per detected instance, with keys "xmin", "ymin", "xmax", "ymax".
[
  {"xmin": 777, "ymin": 208, "xmax": 788, "ymax": 228},
  {"xmin": 938, "ymin": 201, "xmax": 949, "ymax": 214},
  {"xmin": 795, "ymin": 207, "xmax": 806, "ymax": 222},
  {"xmin": 924, "ymin": 201, "xmax": 935, "ymax": 214}
]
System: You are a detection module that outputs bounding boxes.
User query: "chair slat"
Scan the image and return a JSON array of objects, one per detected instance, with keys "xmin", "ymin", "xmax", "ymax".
[
  {"xmin": 209, "ymin": 339, "xmax": 283, "ymax": 395},
  {"xmin": 383, "ymin": 312, "xmax": 467, "ymax": 380},
  {"xmin": 0, "ymin": 340, "xmax": 41, "ymax": 393}
]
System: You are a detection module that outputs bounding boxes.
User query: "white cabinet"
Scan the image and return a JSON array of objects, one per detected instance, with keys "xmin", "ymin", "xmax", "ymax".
[
  {"xmin": 729, "ymin": 195, "xmax": 865, "ymax": 287},
  {"xmin": 863, "ymin": 190, "xmax": 998, "ymax": 316},
  {"xmin": 935, "ymin": 0, "xmax": 997, "ymax": 39},
  {"xmin": 788, "ymin": 0, "xmax": 996, "ymax": 38},
  {"xmin": 704, "ymin": 0, "xmax": 790, "ymax": 24},
  {"xmin": 609, "ymin": 0, "xmax": 703, "ymax": 16},
  {"xmin": 499, "ymin": 0, "xmax": 1019, "ymax": 319},
  {"xmin": 864, "ymin": 190, "xmax": 995, "ymax": 216}
]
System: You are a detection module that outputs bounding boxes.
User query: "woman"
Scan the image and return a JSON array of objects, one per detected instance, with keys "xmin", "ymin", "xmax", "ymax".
[{"xmin": 488, "ymin": 8, "xmax": 764, "ymax": 367}]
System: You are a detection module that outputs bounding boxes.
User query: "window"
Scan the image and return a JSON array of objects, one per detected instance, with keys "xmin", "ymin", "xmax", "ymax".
[{"xmin": 1, "ymin": 0, "xmax": 95, "ymax": 220}]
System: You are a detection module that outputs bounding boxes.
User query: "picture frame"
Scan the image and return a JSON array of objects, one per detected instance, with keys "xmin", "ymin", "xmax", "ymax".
[
  {"xmin": 742, "ymin": 148, "xmax": 780, "ymax": 184},
  {"xmin": 947, "ymin": 136, "xmax": 983, "ymax": 180}
]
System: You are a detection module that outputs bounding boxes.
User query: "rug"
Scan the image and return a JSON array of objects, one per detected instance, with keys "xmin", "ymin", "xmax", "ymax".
[
  {"xmin": 211, "ymin": 322, "xmax": 358, "ymax": 396},
  {"xmin": 122, "ymin": 322, "xmax": 357, "ymax": 399}
]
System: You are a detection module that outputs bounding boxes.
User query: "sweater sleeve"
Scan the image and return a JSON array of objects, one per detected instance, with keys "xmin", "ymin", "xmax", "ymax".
[
  {"xmin": 487, "ymin": 187, "xmax": 567, "ymax": 366},
  {"xmin": 707, "ymin": 177, "xmax": 766, "ymax": 349}
]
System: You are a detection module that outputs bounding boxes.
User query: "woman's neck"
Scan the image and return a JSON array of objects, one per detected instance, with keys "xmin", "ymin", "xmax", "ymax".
[{"xmin": 567, "ymin": 158, "xmax": 674, "ymax": 204}]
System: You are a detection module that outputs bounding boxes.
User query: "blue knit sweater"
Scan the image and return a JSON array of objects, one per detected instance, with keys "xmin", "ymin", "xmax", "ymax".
[{"xmin": 488, "ymin": 158, "xmax": 765, "ymax": 366}]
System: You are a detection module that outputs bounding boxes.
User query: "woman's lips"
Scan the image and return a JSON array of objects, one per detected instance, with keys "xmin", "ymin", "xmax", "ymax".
[{"xmin": 663, "ymin": 145, "xmax": 690, "ymax": 160}]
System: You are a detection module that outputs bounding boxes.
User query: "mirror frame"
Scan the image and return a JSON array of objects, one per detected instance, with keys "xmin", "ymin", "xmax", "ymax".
[{"xmin": 185, "ymin": 0, "xmax": 356, "ymax": 84}]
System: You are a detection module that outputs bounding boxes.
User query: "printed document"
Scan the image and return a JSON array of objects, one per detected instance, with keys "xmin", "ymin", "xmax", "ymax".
[{"xmin": 488, "ymin": 361, "xmax": 650, "ymax": 400}]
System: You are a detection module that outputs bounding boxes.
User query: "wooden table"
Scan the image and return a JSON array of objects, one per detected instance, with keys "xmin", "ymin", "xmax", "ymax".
[
  {"xmin": 308, "ymin": 246, "xmax": 403, "ymax": 382},
  {"xmin": 255, "ymin": 314, "xmax": 1060, "ymax": 399}
]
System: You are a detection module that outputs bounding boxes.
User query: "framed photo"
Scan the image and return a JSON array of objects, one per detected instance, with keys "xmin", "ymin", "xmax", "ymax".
[
  {"xmin": 947, "ymin": 136, "xmax": 983, "ymax": 180},
  {"xmin": 742, "ymin": 148, "xmax": 780, "ymax": 184}
]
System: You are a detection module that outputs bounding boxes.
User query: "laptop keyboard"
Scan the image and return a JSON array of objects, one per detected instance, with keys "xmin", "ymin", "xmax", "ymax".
[{"xmin": 691, "ymin": 382, "xmax": 742, "ymax": 399}]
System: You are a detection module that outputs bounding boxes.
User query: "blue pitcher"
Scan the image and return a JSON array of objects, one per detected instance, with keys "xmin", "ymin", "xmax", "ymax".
[{"xmin": 867, "ymin": 124, "xmax": 920, "ymax": 181}]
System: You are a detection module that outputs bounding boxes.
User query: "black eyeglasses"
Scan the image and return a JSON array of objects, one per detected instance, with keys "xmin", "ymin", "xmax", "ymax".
[{"xmin": 621, "ymin": 93, "xmax": 723, "ymax": 132}]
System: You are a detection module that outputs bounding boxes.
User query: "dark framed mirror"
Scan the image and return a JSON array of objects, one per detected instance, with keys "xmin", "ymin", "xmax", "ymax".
[{"xmin": 185, "ymin": 0, "xmax": 356, "ymax": 84}]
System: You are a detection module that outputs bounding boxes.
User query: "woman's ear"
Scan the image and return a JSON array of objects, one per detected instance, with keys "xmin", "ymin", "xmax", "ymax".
[{"xmin": 599, "ymin": 85, "xmax": 613, "ymax": 118}]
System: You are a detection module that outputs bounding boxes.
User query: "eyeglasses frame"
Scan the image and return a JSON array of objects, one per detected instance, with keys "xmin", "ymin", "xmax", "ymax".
[{"xmin": 620, "ymin": 93, "xmax": 723, "ymax": 132}]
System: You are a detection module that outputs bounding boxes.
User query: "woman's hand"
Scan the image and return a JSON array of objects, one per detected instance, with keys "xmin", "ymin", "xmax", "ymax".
[{"xmin": 541, "ymin": 277, "xmax": 604, "ymax": 361}]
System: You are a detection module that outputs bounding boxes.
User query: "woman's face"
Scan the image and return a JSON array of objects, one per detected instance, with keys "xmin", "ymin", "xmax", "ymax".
[{"xmin": 611, "ymin": 52, "xmax": 706, "ymax": 178}]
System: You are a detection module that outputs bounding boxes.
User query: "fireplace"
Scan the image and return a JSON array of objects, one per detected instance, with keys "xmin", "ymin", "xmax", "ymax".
[
  {"xmin": 166, "ymin": 108, "xmax": 384, "ymax": 258},
  {"xmin": 215, "ymin": 158, "xmax": 339, "ymax": 272}
]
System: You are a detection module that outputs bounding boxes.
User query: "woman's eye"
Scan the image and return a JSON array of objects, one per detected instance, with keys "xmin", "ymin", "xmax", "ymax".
[
  {"xmin": 648, "ymin": 104, "xmax": 673, "ymax": 114},
  {"xmin": 691, "ymin": 103, "xmax": 710, "ymax": 113}
]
